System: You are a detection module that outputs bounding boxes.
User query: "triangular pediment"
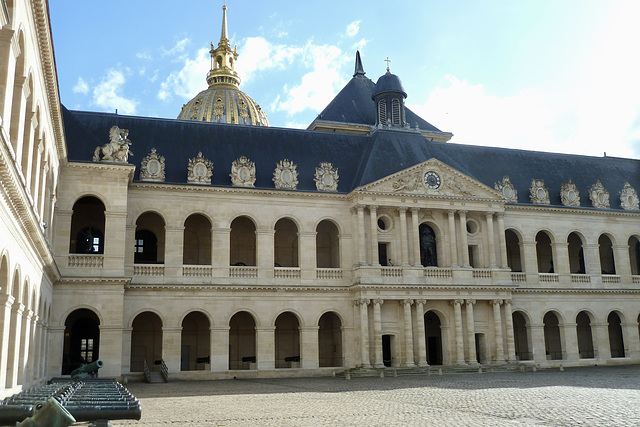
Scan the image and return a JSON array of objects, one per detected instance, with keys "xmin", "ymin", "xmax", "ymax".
[{"xmin": 357, "ymin": 158, "xmax": 504, "ymax": 200}]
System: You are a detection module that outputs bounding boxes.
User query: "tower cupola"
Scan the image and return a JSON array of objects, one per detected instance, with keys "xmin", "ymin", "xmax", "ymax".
[{"xmin": 372, "ymin": 60, "xmax": 408, "ymax": 128}]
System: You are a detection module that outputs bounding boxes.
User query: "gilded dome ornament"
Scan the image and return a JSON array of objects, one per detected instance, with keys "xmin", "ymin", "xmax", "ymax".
[
  {"xmin": 314, "ymin": 162, "xmax": 339, "ymax": 192},
  {"xmin": 529, "ymin": 179, "xmax": 549, "ymax": 204},
  {"xmin": 589, "ymin": 180, "xmax": 610, "ymax": 208},
  {"xmin": 619, "ymin": 181, "xmax": 639, "ymax": 210},
  {"xmin": 140, "ymin": 148, "xmax": 165, "ymax": 182},
  {"xmin": 187, "ymin": 152, "xmax": 214, "ymax": 185},
  {"xmin": 273, "ymin": 159, "xmax": 298, "ymax": 190},
  {"xmin": 560, "ymin": 180, "xmax": 580, "ymax": 207},
  {"xmin": 494, "ymin": 176, "xmax": 517, "ymax": 203},
  {"xmin": 176, "ymin": 5, "xmax": 269, "ymax": 127},
  {"xmin": 230, "ymin": 156, "xmax": 256, "ymax": 187}
]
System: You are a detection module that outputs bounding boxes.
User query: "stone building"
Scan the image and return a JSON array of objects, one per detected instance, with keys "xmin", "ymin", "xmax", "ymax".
[{"xmin": 1, "ymin": 1, "xmax": 639, "ymax": 397}]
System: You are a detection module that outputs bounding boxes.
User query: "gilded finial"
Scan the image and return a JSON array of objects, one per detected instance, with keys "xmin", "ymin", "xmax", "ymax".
[{"xmin": 384, "ymin": 57, "xmax": 392, "ymax": 72}]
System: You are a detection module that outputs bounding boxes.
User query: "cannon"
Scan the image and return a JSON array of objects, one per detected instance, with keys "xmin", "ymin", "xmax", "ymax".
[
  {"xmin": 16, "ymin": 397, "xmax": 76, "ymax": 427},
  {"xmin": 71, "ymin": 359, "xmax": 103, "ymax": 380}
]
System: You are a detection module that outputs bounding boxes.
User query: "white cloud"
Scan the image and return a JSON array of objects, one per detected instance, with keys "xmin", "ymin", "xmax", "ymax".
[
  {"xmin": 236, "ymin": 37, "xmax": 302, "ymax": 84},
  {"xmin": 136, "ymin": 52, "xmax": 152, "ymax": 60},
  {"xmin": 409, "ymin": 75, "xmax": 638, "ymax": 158},
  {"xmin": 72, "ymin": 77, "xmax": 89, "ymax": 95},
  {"xmin": 346, "ymin": 21, "xmax": 361, "ymax": 37},
  {"xmin": 92, "ymin": 69, "xmax": 137, "ymax": 115},
  {"xmin": 161, "ymin": 38, "xmax": 190, "ymax": 57},
  {"xmin": 157, "ymin": 47, "xmax": 210, "ymax": 101},
  {"xmin": 275, "ymin": 44, "xmax": 348, "ymax": 115},
  {"xmin": 351, "ymin": 38, "xmax": 368, "ymax": 51}
]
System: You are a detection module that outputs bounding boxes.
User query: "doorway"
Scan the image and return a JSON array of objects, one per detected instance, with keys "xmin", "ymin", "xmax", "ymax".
[{"xmin": 382, "ymin": 335, "xmax": 394, "ymax": 367}]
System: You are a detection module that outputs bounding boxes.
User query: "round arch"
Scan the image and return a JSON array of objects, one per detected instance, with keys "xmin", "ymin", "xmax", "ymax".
[
  {"xmin": 180, "ymin": 311, "xmax": 211, "ymax": 371},
  {"xmin": 57, "ymin": 304, "xmax": 105, "ymax": 327},
  {"xmin": 61, "ymin": 308, "xmax": 101, "ymax": 374},
  {"xmin": 315, "ymin": 309, "xmax": 346, "ymax": 326},
  {"xmin": 127, "ymin": 308, "xmax": 165, "ymax": 329},
  {"xmin": 576, "ymin": 310, "xmax": 595, "ymax": 359},
  {"xmin": 133, "ymin": 209, "xmax": 168, "ymax": 226},
  {"xmin": 65, "ymin": 192, "xmax": 110, "ymax": 212},
  {"xmin": 229, "ymin": 310, "xmax": 257, "ymax": 370},
  {"xmin": 422, "ymin": 306, "xmax": 450, "ymax": 327},
  {"xmin": 228, "ymin": 308, "xmax": 260, "ymax": 327},
  {"xmin": 227, "ymin": 213, "xmax": 260, "ymax": 229},
  {"xmin": 0, "ymin": 252, "xmax": 10, "ymax": 295},
  {"xmin": 272, "ymin": 215, "xmax": 303, "ymax": 232},
  {"xmin": 271, "ymin": 309, "xmax": 305, "ymax": 327},
  {"xmin": 182, "ymin": 211, "xmax": 215, "ymax": 227},
  {"xmin": 318, "ymin": 311, "xmax": 343, "ymax": 367},
  {"xmin": 178, "ymin": 308, "xmax": 213, "ymax": 327},
  {"xmin": 130, "ymin": 311, "xmax": 163, "ymax": 372},
  {"xmin": 313, "ymin": 217, "xmax": 343, "ymax": 235},
  {"xmin": 512, "ymin": 310, "xmax": 532, "ymax": 361}
]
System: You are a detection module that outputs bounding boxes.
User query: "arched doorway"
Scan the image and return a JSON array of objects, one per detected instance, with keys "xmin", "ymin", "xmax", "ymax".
[
  {"xmin": 536, "ymin": 231, "xmax": 554, "ymax": 273},
  {"xmin": 576, "ymin": 311, "xmax": 594, "ymax": 359},
  {"xmin": 513, "ymin": 311, "xmax": 532, "ymax": 361},
  {"xmin": 183, "ymin": 214, "xmax": 212, "ymax": 265},
  {"xmin": 275, "ymin": 312, "xmax": 300, "ymax": 368},
  {"xmin": 608, "ymin": 312, "xmax": 625, "ymax": 358},
  {"xmin": 567, "ymin": 233, "xmax": 586, "ymax": 274},
  {"xmin": 181, "ymin": 312, "xmax": 210, "ymax": 371},
  {"xmin": 419, "ymin": 224, "xmax": 437, "ymax": 267},
  {"xmin": 229, "ymin": 311, "xmax": 256, "ymax": 370},
  {"xmin": 505, "ymin": 229, "xmax": 522, "ymax": 272},
  {"xmin": 130, "ymin": 312, "xmax": 162, "ymax": 372},
  {"xmin": 316, "ymin": 220, "xmax": 340, "ymax": 268},
  {"xmin": 230, "ymin": 216, "xmax": 256, "ymax": 266},
  {"xmin": 61, "ymin": 309, "xmax": 100, "ymax": 375},
  {"xmin": 318, "ymin": 312, "xmax": 342, "ymax": 367},
  {"xmin": 424, "ymin": 311, "xmax": 443, "ymax": 365},
  {"xmin": 543, "ymin": 312, "xmax": 562, "ymax": 360},
  {"xmin": 69, "ymin": 196, "xmax": 105, "ymax": 254}
]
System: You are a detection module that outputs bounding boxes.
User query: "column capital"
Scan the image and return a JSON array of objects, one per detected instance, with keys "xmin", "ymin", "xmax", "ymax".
[
  {"xmin": 11, "ymin": 303, "xmax": 25, "ymax": 315},
  {"xmin": 465, "ymin": 299, "xmax": 476, "ymax": 305},
  {"xmin": 397, "ymin": 206, "xmax": 408, "ymax": 214},
  {"xmin": 485, "ymin": 211, "xmax": 496, "ymax": 218},
  {"xmin": 458, "ymin": 209, "xmax": 468, "ymax": 216},
  {"xmin": 496, "ymin": 212, "xmax": 505, "ymax": 220},
  {"xmin": 415, "ymin": 299, "xmax": 427, "ymax": 305},
  {"xmin": 402, "ymin": 299, "xmax": 414, "ymax": 306},
  {"xmin": 355, "ymin": 298, "xmax": 370, "ymax": 306},
  {"xmin": 372, "ymin": 299, "xmax": 384, "ymax": 306},
  {"xmin": 448, "ymin": 209, "xmax": 456, "ymax": 216},
  {"xmin": 451, "ymin": 299, "xmax": 464, "ymax": 306},
  {"xmin": 368, "ymin": 205, "xmax": 379, "ymax": 212},
  {"xmin": 503, "ymin": 299, "xmax": 513, "ymax": 306},
  {"xmin": 411, "ymin": 207, "xmax": 421, "ymax": 214},
  {"xmin": 492, "ymin": 299, "xmax": 503, "ymax": 306}
]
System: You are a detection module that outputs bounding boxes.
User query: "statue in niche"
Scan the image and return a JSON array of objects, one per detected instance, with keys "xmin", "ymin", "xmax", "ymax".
[{"xmin": 419, "ymin": 224, "xmax": 437, "ymax": 267}]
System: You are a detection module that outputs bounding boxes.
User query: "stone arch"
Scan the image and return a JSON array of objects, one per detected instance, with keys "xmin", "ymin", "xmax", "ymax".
[
  {"xmin": 230, "ymin": 215, "xmax": 256, "ymax": 266},
  {"xmin": 274, "ymin": 311, "xmax": 301, "ymax": 368},
  {"xmin": 180, "ymin": 311, "xmax": 211, "ymax": 371},
  {"xmin": 607, "ymin": 311, "xmax": 625, "ymax": 358},
  {"xmin": 512, "ymin": 310, "xmax": 532, "ymax": 361},
  {"xmin": 130, "ymin": 311, "xmax": 163, "ymax": 372},
  {"xmin": 61, "ymin": 308, "xmax": 100, "ymax": 374},
  {"xmin": 8, "ymin": 29, "xmax": 26, "ymax": 153},
  {"xmin": 628, "ymin": 235, "xmax": 640, "ymax": 275},
  {"xmin": 229, "ymin": 310, "xmax": 257, "ymax": 370},
  {"xmin": 576, "ymin": 310, "xmax": 595, "ymax": 359},
  {"xmin": 598, "ymin": 233, "xmax": 616, "ymax": 274},
  {"xmin": 135, "ymin": 211, "xmax": 166, "ymax": 263},
  {"xmin": 70, "ymin": 196, "xmax": 106, "ymax": 254},
  {"xmin": 505, "ymin": 228, "xmax": 524, "ymax": 272},
  {"xmin": 0, "ymin": 251, "xmax": 10, "ymax": 295},
  {"xmin": 535, "ymin": 230, "xmax": 555, "ymax": 273},
  {"xmin": 316, "ymin": 219, "xmax": 340, "ymax": 268},
  {"xmin": 318, "ymin": 311, "xmax": 342, "ymax": 367},
  {"xmin": 19, "ymin": 74, "xmax": 35, "ymax": 176},
  {"xmin": 183, "ymin": 213, "xmax": 212, "ymax": 265},
  {"xmin": 4, "ymin": 267, "xmax": 22, "ymax": 387},
  {"xmin": 274, "ymin": 217, "xmax": 299, "ymax": 267},
  {"xmin": 567, "ymin": 232, "xmax": 586, "ymax": 274},
  {"xmin": 314, "ymin": 216, "xmax": 344, "ymax": 235},
  {"xmin": 424, "ymin": 310, "xmax": 444, "ymax": 365},
  {"xmin": 543, "ymin": 310, "xmax": 563, "ymax": 360}
]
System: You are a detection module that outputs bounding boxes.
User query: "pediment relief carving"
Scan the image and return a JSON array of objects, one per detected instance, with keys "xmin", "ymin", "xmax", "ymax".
[
  {"xmin": 187, "ymin": 152, "xmax": 214, "ymax": 185},
  {"xmin": 357, "ymin": 159, "xmax": 502, "ymax": 200},
  {"xmin": 589, "ymin": 180, "xmax": 610, "ymax": 209},
  {"xmin": 620, "ymin": 181, "xmax": 639, "ymax": 211},
  {"xmin": 529, "ymin": 179, "xmax": 550, "ymax": 204},
  {"xmin": 230, "ymin": 156, "xmax": 256, "ymax": 187},
  {"xmin": 140, "ymin": 148, "xmax": 165, "ymax": 182},
  {"xmin": 494, "ymin": 176, "xmax": 517, "ymax": 203},
  {"xmin": 560, "ymin": 180, "xmax": 580, "ymax": 207}
]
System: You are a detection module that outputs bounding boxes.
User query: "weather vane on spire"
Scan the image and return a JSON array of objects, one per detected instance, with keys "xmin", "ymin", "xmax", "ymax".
[{"xmin": 384, "ymin": 57, "xmax": 392, "ymax": 72}]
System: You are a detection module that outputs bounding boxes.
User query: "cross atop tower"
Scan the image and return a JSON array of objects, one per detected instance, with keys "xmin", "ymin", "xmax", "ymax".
[{"xmin": 384, "ymin": 57, "xmax": 391, "ymax": 72}]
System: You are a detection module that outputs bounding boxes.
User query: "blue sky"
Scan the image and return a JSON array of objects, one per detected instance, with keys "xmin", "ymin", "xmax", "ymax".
[{"xmin": 50, "ymin": 1, "xmax": 640, "ymax": 158}]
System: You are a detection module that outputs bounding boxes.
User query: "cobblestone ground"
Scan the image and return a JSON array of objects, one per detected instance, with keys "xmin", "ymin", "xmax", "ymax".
[{"xmin": 112, "ymin": 366, "xmax": 640, "ymax": 426}]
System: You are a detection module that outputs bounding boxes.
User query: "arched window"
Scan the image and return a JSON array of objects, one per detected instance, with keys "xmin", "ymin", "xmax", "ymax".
[
  {"xmin": 391, "ymin": 98, "xmax": 401, "ymax": 125},
  {"xmin": 181, "ymin": 312, "xmax": 210, "ymax": 371},
  {"xmin": 275, "ymin": 312, "xmax": 300, "ymax": 369},
  {"xmin": 183, "ymin": 214, "xmax": 212, "ymax": 265},
  {"xmin": 629, "ymin": 236, "xmax": 640, "ymax": 275},
  {"xmin": 130, "ymin": 312, "xmax": 163, "ymax": 372},
  {"xmin": 135, "ymin": 212, "xmax": 165, "ymax": 264},
  {"xmin": 230, "ymin": 216, "xmax": 256, "ymax": 266},
  {"xmin": 567, "ymin": 233, "xmax": 585, "ymax": 274},
  {"xmin": 536, "ymin": 231, "xmax": 554, "ymax": 273},
  {"xmin": 274, "ymin": 218, "xmax": 298, "ymax": 267},
  {"xmin": 229, "ymin": 311, "xmax": 257, "ymax": 370},
  {"xmin": 543, "ymin": 311, "xmax": 562, "ymax": 360},
  {"xmin": 608, "ymin": 312, "xmax": 625, "ymax": 358},
  {"xmin": 62, "ymin": 309, "xmax": 100, "ymax": 374},
  {"xmin": 576, "ymin": 311, "xmax": 594, "ymax": 359},
  {"xmin": 316, "ymin": 220, "xmax": 340, "ymax": 268},
  {"xmin": 70, "ymin": 196, "xmax": 106, "ymax": 254},
  {"xmin": 598, "ymin": 234, "xmax": 616, "ymax": 274},
  {"xmin": 318, "ymin": 312, "xmax": 342, "ymax": 367},
  {"xmin": 505, "ymin": 229, "xmax": 522, "ymax": 272},
  {"xmin": 419, "ymin": 224, "xmax": 437, "ymax": 267},
  {"xmin": 378, "ymin": 100, "xmax": 386, "ymax": 125}
]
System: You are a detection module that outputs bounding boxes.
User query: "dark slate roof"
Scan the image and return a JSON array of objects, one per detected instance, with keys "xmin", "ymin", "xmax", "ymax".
[
  {"xmin": 62, "ymin": 106, "xmax": 640, "ymax": 211},
  {"xmin": 312, "ymin": 70, "xmax": 441, "ymax": 132},
  {"xmin": 373, "ymin": 71, "xmax": 407, "ymax": 98}
]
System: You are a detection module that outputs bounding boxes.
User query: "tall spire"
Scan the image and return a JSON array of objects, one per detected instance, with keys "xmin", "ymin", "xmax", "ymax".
[
  {"xmin": 220, "ymin": 3, "xmax": 229, "ymax": 45},
  {"xmin": 353, "ymin": 51, "xmax": 366, "ymax": 78}
]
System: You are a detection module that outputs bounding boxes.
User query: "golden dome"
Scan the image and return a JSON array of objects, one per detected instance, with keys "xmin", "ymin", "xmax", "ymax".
[{"xmin": 177, "ymin": 5, "xmax": 269, "ymax": 127}]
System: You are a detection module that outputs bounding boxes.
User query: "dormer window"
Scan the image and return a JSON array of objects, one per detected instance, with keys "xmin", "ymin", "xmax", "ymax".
[
  {"xmin": 392, "ymin": 98, "xmax": 401, "ymax": 125},
  {"xmin": 378, "ymin": 100, "xmax": 387, "ymax": 125}
]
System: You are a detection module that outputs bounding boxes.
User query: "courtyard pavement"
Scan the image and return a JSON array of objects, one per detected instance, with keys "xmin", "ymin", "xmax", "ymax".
[{"xmin": 112, "ymin": 365, "xmax": 640, "ymax": 426}]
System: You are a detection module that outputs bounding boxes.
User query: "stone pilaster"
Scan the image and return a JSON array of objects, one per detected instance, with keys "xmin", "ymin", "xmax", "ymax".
[
  {"xmin": 210, "ymin": 326, "xmax": 230, "ymax": 371},
  {"xmin": 492, "ymin": 300, "xmax": 505, "ymax": 363},
  {"xmin": 402, "ymin": 299, "xmax": 415, "ymax": 366},
  {"xmin": 372, "ymin": 299, "xmax": 383, "ymax": 367},
  {"xmin": 300, "ymin": 326, "xmax": 319, "ymax": 369},
  {"xmin": 369, "ymin": 206, "xmax": 379, "ymax": 266},
  {"xmin": 256, "ymin": 326, "xmax": 275, "ymax": 370},
  {"xmin": 465, "ymin": 299, "xmax": 478, "ymax": 364},
  {"xmin": 459, "ymin": 210, "xmax": 470, "ymax": 267},
  {"xmin": 452, "ymin": 299, "xmax": 466, "ymax": 365},
  {"xmin": 496, "ymin": 213, "xmax": 508, "ymax": 268},
  {"xmin": 398, "ymin": 208, "xmax": 409, "ymax": 266},
  {"xmin": 415, "ymin": 299, "xmax": 428, "ymax": 366},
  {"xmin": 486, "ymin": 213, "xmax": 497, "ymax": 268},
  {"xmin": 448, "ymin": 210, "xmax": 458, "ymax": 267},
  {"xmin": 161, "ymin": 327, "xmax": 182, "ymax": 373},
  {"xmin": 503, "ymin": 300, "xmax": 516, "ymax": 361},
  {"xmin": 357, "ymin": 299, "xmax": 370, "ymax": 367}
]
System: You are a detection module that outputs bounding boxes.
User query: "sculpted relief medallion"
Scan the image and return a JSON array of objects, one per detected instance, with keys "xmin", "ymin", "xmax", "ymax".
[
  {"xmin": 187, "ymin": 152, "xmax": 214, "ymax": 185},
  {"xmin": 494, "ymin": 175, "xmax": 518, "ymax": 203},
  {"xmin": 529, "ymin": 179, "xmax": 550, "ymax": 204},
  {"xmin": 620, "ymin": 181, "xmax": 639, "ymax": 210},
  {"xmin": 273, "ymin": 159, "xmax": 298, "ymax": 190},
  {"xmin": 230, "ymin": 156, "xmax": 256, "ymax": 187},
  {"xmin": 589, "ymin": 180, "xmax": 610, "ymax": 208},
  {"xmin": 140, "ymin": 148, "xmax": 165, "ymax": 182},
  {"xmin": 560, "ymin": 180, "xmax": 580, "ymax": 207},
  {"xmin": 314, "ymin": 162, "xmax": 339, "ymax": 192}
]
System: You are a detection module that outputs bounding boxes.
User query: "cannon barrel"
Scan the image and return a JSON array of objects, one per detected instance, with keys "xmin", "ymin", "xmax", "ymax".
[{"xmin": 70, "ymin": 359, "xmax": 103, "ymax": 380}]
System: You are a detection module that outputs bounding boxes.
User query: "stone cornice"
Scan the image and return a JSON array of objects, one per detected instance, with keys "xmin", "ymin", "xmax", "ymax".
[
  {"xmin": 32, "ymin": 0, "xmax": 67, "ymax": 162},
  {"xmin": 351, "ymin": 283, "xmax": 518, "ymax": 293},
  {"xmin": 513, "ymin": 287, "xmax": 640, "ymax": 295},
  {"xmin": 349, "ymin": 190, "xmax": 503, "ymax": 206},
  {"xmin": 505, "ymin": 203, "xmax": 640, "ymax": 218},
  {"xmin": 56, "ymin": 277, "xmax": 131, "ymax": 287},
  {"xmin": 125, "ymin": 283, "xmax": 352, "ymax": 292}
]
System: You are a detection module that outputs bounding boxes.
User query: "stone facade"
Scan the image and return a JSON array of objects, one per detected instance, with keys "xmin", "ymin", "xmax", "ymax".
[{"xmin": 1, "ymin": 0, "xmax": 640, "ymax": 400}]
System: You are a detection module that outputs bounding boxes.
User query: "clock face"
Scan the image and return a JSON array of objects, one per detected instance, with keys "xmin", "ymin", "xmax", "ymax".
[{"xmin": 424, "ymin": 171, "xmax": 441, "ymax": 189}]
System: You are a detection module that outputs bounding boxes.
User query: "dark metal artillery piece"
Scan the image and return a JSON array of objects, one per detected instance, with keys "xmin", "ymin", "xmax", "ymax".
[
  {"xmin": 70, "ymin": 359, "xmax": 103, "ymax": 380},
  {"xmin": 0, "ymin": 378, "xmax": 141, "ymax": 426}
]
